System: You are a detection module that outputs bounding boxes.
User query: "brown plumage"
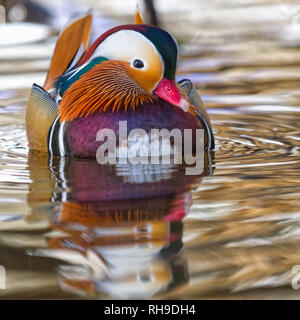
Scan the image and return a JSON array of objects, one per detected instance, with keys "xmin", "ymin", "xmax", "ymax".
[{"xmin": 26, "ymin": 84, "xmax": 57, "ymax": 152}]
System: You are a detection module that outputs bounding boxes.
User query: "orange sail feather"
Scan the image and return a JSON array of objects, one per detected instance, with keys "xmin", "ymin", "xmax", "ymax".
[{"xmin": 44, "ymin": 12, "xmax": 92, "ymax": 91}]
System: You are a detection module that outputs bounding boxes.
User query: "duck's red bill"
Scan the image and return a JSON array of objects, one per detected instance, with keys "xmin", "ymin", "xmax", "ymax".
[{"xmin": 154, "ymin": 78, "xmax": 190, "ymax": 112}]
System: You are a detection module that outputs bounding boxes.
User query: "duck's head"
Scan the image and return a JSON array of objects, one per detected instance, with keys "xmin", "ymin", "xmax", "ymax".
[{"xmin": 58, "ymin": 24, "xmax": 190, "ymax": 121}]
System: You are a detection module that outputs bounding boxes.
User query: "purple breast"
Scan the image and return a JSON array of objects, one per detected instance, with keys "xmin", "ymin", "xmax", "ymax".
[{"xmin": 66, "ymin": 100, "xmax": 202, "ymax": 158}]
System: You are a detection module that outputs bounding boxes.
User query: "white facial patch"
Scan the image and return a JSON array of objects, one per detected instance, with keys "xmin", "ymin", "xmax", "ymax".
[{"xmin": 89, "ymin": 30, "xmax": 164, "ymax": 76}]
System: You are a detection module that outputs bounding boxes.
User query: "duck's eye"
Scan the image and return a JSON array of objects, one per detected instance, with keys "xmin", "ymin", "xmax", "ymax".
[{"xmin": 133, "ymin": 59, "xmax": 144, "ymax": 69}]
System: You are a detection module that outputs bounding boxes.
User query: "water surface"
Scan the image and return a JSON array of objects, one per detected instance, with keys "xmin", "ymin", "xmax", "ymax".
[{"xmin": 1, "ymin": 0, "xmax": 300, "ymax": 299}]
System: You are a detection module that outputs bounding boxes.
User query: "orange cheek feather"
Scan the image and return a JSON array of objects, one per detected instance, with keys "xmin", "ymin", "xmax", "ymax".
[
  {"xmin": 58, "ymin": 60, "xmax": 156, "ymax": 122},
  {"xmin": 127, "ymin": 62, "xmax": 163, "ymax": 93}
]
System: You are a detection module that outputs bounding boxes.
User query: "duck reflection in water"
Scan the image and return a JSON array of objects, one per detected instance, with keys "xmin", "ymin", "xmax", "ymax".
[{"xmin": 27, "ymin": 152, "xmax": 214, "ymax": 299}]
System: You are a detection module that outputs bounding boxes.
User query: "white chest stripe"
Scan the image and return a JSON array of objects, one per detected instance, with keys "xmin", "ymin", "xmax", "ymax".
[
  {"xmin": 48, "ymin": 116, "xmax": 59, "ymax": 155},
  {"xmin": 48, "ymin": 117, "xmax": 66, "ymax": 156},
  {"xmin": 58, "ymin": 120, "xmax": 66, "ymax": 156}
]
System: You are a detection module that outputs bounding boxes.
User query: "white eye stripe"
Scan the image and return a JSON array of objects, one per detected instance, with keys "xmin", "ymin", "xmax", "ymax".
[
  {"xmin": 89, "ymin": 30, "xmax": 164, "ymax": 69},
  {"xmin": 87, "ymin": 29, "xmax": 165, "ymax": 91}
]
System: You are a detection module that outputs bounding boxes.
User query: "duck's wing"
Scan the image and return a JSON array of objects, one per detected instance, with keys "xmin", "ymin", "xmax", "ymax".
[
  {"xmin": 44, "ymin": 12, "xmax": 92, "ymax": 91},
  {"xmin": 26, "ymin": 84, "xmax": 58, "ymax": 152},
  {"xmin": 178, "ymin": 79, "xmax": 215, "ymax": 150}
]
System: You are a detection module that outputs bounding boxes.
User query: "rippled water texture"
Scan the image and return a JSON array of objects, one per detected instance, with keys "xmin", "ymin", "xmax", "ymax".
[{"xmin": 1, "ymin": 0, "xmax": 300, "ymax": 299}]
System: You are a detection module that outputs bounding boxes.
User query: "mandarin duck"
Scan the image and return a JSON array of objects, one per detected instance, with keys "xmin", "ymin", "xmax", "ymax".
[{"xmin": 26, "ymin": 11, "xmax": 214, "ymax": 158}]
